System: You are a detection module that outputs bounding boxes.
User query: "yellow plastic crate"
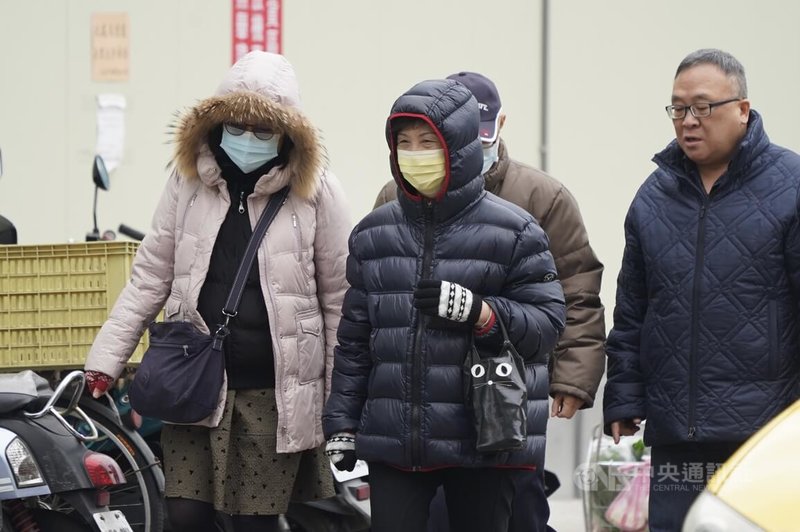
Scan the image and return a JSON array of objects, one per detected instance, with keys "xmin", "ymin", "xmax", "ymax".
[{"xmin": 0, "ymin": 242, "xmax": 150, "ymax": 370}]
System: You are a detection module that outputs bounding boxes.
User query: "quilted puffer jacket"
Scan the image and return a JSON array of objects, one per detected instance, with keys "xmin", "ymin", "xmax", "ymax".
[
  {"xmin": 85, "ymin": 51, "xmax": 351, "ymax": 452},
  {"xmin": 374, "ymin": 139, "xmax": 606, "ymax": 407},
  {"xmin": 322, "ymin": 79, "xmax": 566, "ymax": 469},
  {"xmin": 604, "ymin": 110, "xmax": 800, "ymax": 447}
]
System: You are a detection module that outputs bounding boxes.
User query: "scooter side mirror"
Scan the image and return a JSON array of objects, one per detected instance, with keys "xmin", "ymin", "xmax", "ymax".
[
  {"xmin": 87, "ymin": 155, "xmax": 111, "ymax": 241},
  {"xmin": 92, "ymin": 155, "xmax": 110, "ymax": 191}
]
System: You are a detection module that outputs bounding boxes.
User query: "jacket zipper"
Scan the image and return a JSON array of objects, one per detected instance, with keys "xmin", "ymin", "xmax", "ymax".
[
  {"xmin": 177, "ymin": 190, "xmax": 200, "ymax": 242},
  {"xmin": 238, "ymin": 191, "xmax": 246, "ymax": 214},
  {"xmin": 411, "ymin": 203, "xmax": 435, "ymax": 467},
  {"xmin": 688, "ymin": 197, "xmax": 710, "ymax": 439},
  {"xmin": 258, "ymin": 218, "xmax": 288, "ymax": 447},
  {"xmin": 292, "ymin": 213, "xmax": 303, "ymax": 260}
]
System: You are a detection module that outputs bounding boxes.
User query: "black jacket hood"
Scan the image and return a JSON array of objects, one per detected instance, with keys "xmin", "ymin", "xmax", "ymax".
[{"xmin": 385, "ymin": 79, "xmax": 484, "ymax": 223}]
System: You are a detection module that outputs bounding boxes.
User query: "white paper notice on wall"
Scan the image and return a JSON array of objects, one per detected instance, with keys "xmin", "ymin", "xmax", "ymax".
[{"xmin": 96, "ymin": 93, "xmax": 126, "ymax": 172}]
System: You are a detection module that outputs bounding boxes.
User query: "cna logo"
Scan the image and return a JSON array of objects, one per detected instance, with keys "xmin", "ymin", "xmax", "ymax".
[{"xmin": 478, "ymin": 102, "xmax": 489, "ymax": 112}]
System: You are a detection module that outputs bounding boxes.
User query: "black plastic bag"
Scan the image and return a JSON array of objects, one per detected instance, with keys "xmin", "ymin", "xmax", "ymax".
[{"xmin": 463, "ymin": 305, "xmax": 527, "ymax": 453}]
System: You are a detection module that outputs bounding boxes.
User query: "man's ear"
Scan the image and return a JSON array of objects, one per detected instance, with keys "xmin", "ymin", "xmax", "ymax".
[
  {"xmin": 498, "ymin": 113, "xmax": 507, "ymax": 132},
  {"xmin": 738, "ymin": 99, "xmax": 751, "ymax": 124}
]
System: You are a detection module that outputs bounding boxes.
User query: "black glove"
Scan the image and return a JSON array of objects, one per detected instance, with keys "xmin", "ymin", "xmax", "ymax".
[
  {"xmin": 324, "ymin": 432, "xmax": 357, "ymax": 472},
  {"xmin": 413, "ymin": 279, "xmax": 483, "ymax": 325}
]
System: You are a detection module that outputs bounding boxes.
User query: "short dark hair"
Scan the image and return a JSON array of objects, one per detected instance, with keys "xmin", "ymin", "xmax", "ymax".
[
  {"xmin": 675, "ymin": 48, "xmax": 748, "ymax": 98},
  {"xmin": 391, "ymin": 116, "xmax": 428, "ymax": 136}
]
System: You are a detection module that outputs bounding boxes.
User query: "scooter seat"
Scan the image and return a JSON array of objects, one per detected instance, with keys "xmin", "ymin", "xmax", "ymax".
[{"xmin": 0, "ymin": 371, "xmax": 53, "ymax": 414}]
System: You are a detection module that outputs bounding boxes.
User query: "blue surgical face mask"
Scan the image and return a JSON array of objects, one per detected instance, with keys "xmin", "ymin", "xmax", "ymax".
[
  {"xmin": 481, "ymin": 141, "xmax": 499, "ymax": 174},
  {"xmin": 220, "ymin": 129, "xmax": 281, "ymax": 173}
]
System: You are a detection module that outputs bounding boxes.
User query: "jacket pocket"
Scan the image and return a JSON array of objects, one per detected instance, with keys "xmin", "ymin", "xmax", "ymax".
[
  {"xmin": 165, "ymin": 295, "xmax": 182, "ymax": 321},
  {"xmin": 768, "ymin": 300, "xmax": 778, "ymax": 379},
  {"xmin": 296, "ymin": 310, "xmax": 325, "ymax": 384}
]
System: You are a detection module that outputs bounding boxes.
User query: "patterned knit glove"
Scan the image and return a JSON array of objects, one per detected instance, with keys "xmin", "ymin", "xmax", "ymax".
[
  {"xmin": 413, "ymin": 279, "xmax": 483, "ymax": 325},
  {"xmin": 324, "ymin": 432, "xmax": 357, "ymax": 472},
  {"xmin": 85, "ymin": 370, "xmax": 114, "ymax": 399}
]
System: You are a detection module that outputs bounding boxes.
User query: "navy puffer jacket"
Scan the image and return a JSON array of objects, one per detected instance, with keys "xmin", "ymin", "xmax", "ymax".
[
  {"xmin": 322, "ymin": 79, "xmax": 565, "ymax": 469},
  {"xmin": 604, "ymin": 110, "xmax": 800, "ymax": 447}
]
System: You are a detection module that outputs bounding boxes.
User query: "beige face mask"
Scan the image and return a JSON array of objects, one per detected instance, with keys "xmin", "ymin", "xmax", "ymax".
[{"xmin": 397, "ymin": 149, "xmax": 447, "ymax": 197}]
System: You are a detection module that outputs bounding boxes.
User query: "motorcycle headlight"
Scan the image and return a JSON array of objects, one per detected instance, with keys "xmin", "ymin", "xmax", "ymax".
[
  {"xmin": 6, "ymin": 438, "xmax": 44, "ymax": 488},
  {"xmin": 682, "ymin": 491, "xmax": 764, "ymax": 532}
]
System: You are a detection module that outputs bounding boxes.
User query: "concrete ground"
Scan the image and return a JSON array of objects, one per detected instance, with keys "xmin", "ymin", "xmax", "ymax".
[{"xmin": 548, "ymin": 497, "xmax": 586, "ymax": 532}]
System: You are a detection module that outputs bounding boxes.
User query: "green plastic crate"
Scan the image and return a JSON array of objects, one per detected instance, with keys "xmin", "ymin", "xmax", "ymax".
[{"xmin": 0, "ymin": 242, "xmax": 149, "ymax": 370}]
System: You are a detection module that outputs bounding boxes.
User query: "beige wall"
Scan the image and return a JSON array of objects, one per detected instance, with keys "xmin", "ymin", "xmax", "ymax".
[
  {"xmin": 2, "ymin": 0, "xmax": 800, "ymax": 500},
  {"xmin": 0, "ymin": 0, "xmax": 541, "ymax": 243},
  {"xmin": 0, "ymin": 0, "xmax": 231, "ymax": 243},
  {"xmin": 283, "ymin": 0, "xmax": 542, "ymax": 221}
]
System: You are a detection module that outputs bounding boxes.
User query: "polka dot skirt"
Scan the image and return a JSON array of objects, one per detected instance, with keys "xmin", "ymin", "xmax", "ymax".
[{"xmin": 161, "ymin": 388, "xmax": 334, "ymax": 516}]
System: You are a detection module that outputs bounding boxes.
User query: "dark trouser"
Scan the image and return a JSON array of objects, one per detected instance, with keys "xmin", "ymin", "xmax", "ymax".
[
  {"xmin": 648, "ymin": 442, "xmax": 742, "ymax": 532},
  {"xmin": 165, "ymin": 498, "xmax": 282, "ymax": 532},
  {"xmin": 369, "ymin": 462, "xmax": 516, "ymax": 532},
  {"xmin": 508, "ymin": 469, "xmax": 552, "ymax": 532},
  {"xmin": 427, "ymin": 469, "xmax": 551, "ymax": 532}
]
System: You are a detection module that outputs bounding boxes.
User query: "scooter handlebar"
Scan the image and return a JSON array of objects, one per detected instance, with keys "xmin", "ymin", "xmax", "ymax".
[{"xmin": 118, "ymin": 224, "xmax": 145, "ymax": 241}]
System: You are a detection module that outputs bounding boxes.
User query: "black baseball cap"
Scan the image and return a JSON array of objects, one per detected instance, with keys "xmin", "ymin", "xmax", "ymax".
[{"xmin": 446, "ymin": 71, "xmax": 502, "ymax": 142}]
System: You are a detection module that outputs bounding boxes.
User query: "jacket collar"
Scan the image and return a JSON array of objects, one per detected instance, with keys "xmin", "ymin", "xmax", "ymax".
[
  {"xmin": 653, "ymin": 109, "xmax": 771, "ymax": 191},
  {"xmin": 484, "ymin": 138, "xmax": 510, "ymax": 194}
]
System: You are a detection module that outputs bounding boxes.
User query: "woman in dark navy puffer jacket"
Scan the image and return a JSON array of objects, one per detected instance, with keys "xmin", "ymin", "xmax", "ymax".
[{"xmin": 322, "ymin": 79, "xmax": 565, "ymax": 531}]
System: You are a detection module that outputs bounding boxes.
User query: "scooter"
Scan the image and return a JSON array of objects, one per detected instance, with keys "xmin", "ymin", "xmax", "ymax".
[
  {"xmin": 280, "ymin": 460, "xmax": 370, "ymax": 532},
  {"xmin": 0, "ymin": 370, "xmax": 133, "ymax": 531}
]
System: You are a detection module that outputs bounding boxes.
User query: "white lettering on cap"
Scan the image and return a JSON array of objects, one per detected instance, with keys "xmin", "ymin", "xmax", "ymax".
[{"xmin": 478, "ymin": 103, "xmax": 489, "ymax": 112}]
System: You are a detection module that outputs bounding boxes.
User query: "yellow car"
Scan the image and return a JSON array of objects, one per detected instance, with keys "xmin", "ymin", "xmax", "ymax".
[{"xmin": 683, "ymin": 399, "xmax": 800, "ymax": 531}]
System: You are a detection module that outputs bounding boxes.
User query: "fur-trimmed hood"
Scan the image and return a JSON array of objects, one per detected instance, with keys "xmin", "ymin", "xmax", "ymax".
[{"xmin": 172, "ymin": 51, "xmax": 323, "ymax": 199}]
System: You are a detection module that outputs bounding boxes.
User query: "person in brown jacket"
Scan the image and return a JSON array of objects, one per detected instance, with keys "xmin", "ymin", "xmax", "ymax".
[{"xmin": 373, "ymin": 71, "xmax": 606, "ymax": 532}]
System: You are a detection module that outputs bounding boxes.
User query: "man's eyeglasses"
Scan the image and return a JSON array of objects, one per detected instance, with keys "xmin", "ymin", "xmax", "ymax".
[
  {"xmin": 224, "ymin": 123, "xmax": 276, "ymax": 141},
  {"xmin": 665, "ymin": 98, "xmax": 741, "ymax": 120}
]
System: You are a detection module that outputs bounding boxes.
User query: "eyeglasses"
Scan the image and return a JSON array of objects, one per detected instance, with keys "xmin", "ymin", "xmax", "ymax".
[
  {"xmin": 665, "ymin": 98, "xmax": 741, "ymax": 120},
  {"xmin": 223, "ymin": 123, "xmax": 276, "ymax": 141}
]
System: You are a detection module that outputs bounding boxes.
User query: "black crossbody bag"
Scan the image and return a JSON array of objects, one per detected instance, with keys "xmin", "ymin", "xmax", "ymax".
[{"xmin": 129, "ymin": 186, "xmax": 290, "ymax": 424}]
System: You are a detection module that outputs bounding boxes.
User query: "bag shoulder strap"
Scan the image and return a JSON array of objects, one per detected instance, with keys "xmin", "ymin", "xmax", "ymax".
[{"xmin": 220, "ymin": 186, "xmax": 290, "ymax": 326}]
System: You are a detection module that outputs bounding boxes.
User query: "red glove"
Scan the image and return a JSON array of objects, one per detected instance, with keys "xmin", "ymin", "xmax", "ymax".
[{"xmin": 85, "ymin": 370, "xmax": 114, "ymax": 399}]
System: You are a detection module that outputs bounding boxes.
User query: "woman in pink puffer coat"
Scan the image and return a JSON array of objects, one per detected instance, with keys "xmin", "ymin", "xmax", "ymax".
[{"xmin": 83, "ymin": 51, "xmax": 351, "ymax": 532}]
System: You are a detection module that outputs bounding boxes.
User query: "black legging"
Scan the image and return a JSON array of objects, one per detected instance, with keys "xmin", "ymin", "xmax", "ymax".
[{"xmin": 166, "ymin": 497, "xmax": 282, "ymax": 532}]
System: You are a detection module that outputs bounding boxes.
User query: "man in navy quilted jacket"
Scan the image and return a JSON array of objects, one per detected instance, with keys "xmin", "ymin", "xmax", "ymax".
[{"xmin": 603, "ymin": 48, "xmax": 800, "ymax": 530}]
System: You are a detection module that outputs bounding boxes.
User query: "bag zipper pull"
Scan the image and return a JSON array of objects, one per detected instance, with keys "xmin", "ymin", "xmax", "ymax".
[
  {"xmin": 182, "ymin": 345, "xmax": 189, "ymax": 357},
  {"xmin": 238, "ymin": 191, "xmax": 246, "ymax": 214}
]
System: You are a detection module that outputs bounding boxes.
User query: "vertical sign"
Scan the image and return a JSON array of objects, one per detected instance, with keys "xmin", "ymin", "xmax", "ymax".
[
  {"xmin": 91, "ymin": 13, "xmax": 130, "ymax": 82},
  {"xmin": 232, "ymin": 0, "xmax": 282, "ymax": 64}
]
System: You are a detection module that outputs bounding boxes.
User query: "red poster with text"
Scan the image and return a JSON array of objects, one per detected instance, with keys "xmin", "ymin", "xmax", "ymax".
[{"xmin": 232, "ymin": 0, "xmax": 282, "ymax": 64}]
